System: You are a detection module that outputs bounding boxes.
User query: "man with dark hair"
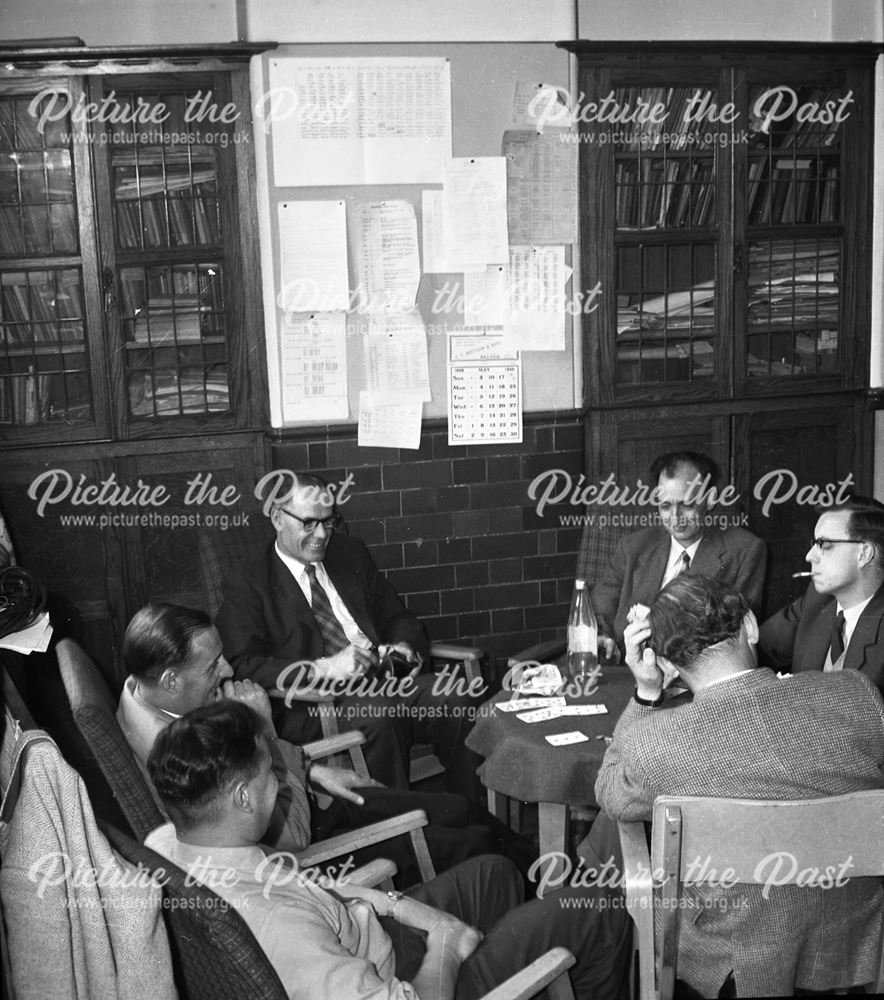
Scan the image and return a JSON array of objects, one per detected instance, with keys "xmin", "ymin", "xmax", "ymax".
[
  {"xmin": 146, "ymin": 701, "xmax": 632, "ymax": 1000},
  {"xmin": 117, "ymin": 602, "xmax": 501, "ymax": 882},
  {"xmin": 595, "ymin": 574, "xmax": 884, "ymax": 997},
  {"xmin": 216, "ymin": 472, "xmax": 481, "ymax": 794},
  {"xmin": 760, "ymin": 494, "xmax": 884, "ymax": 694},
  {"xmin": 591, "ymin": 450, "xmax": 766, "ymax": 655}
]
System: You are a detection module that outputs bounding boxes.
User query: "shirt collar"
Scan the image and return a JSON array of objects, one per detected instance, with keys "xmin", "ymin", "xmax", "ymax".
[
  {"xmin": 701, "ymin": 667, "xmax": 756, "ymax": 690},
  {"xmin": 837, "ymin": 592, "xmax": 875, "ymax": 633},
  {"xmin": 274, "ymin": 540, "xmax": 316, "ymax": 583},
  {"xmin": 667, "ymin": 536, "xmax": 702, "ymax": 566}
]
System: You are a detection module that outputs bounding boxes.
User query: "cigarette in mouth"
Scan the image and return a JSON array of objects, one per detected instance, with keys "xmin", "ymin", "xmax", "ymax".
[{"xmin": 792, "ymin": 571, "xmax": 812, "ymax": 578}]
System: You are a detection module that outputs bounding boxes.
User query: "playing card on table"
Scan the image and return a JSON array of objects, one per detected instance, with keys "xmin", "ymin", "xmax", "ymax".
[
  {"xmin": 561, "ymin": 704, "xmax": 608, "ymax": 716},
  {"xmin": 497, "ymin": 696, "xmax": 566, "ymax": 713},
  {"xmin": 517, "ymin": 705, "xmax": 566, "ymax": 723},
  {"xmin": 545, "ymin": 731, "xmax": 590, "ymax": 746}
]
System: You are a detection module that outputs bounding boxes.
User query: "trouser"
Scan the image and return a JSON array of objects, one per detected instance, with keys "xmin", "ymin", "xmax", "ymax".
[
  {"xmin": 272, "ymin": 673, "xmax": 484, "ymax": 798},
  {"xmin": 382, "ymin": 855, "xmax": 632, "ymax": 1000},
  {"xmin": 311, "ymin": 786, "xmax": 496, "ymax": 888}
]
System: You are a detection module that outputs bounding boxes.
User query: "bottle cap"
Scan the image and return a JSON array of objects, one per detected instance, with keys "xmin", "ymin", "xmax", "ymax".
[{"xmin": 575, "ymin": 579, "xmax": 585, "ymax": 589}]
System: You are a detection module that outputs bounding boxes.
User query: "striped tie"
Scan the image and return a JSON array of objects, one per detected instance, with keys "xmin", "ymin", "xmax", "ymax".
[
  {"xmin": 305, "ymin": 563, "xmax": 349, "ymax": 655},
  {"xmin": 676, "ymin": 550, "xmax": 691, "ymax": 575}
]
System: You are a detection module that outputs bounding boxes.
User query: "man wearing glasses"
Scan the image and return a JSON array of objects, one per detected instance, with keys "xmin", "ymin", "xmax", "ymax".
[
  {"xmin": 759, "ymin": 495, "xmax": 884, "ymax": 694},
  {"xmin": 215, "ymin": 473, "xmax": 483, "ymax": 796}
]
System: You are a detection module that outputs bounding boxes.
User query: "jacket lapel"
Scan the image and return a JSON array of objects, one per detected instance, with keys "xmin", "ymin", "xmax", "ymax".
[
  {"xmin": 844, "ymin": 582, "xmax": 884, "ymax": 672},
  {"xmin": 691, "ymin": 530, "xmax": 727, "ymax": 577},
  {"xmin": 631, "ymin": 530, "xmax": 671, "ymax": 605},
  {"xmin": 269, "ymin": 547, "xmax": 315, "ymax": 626}
]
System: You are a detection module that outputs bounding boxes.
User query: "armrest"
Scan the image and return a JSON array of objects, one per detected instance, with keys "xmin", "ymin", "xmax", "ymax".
[
  {"xmin": 296, "ymin": 809, "xmax": 429, "ymax": 868},
  {"xmin": 430, "ymin": 642, "xmax": 484, "ymax": 661},
  {"xmin": 269, "ymin": 686, "xmax": 335, "ymax": 704},
  {"xmin": 618, "ymin": 820, "xmax": 656, "ymax": 1000},
  {"xmin": 303, "ymin": 730, "xmax": 366, "ymax": 760},
  {"xmin": 338, "ymin": 858, "xmax": 397, "ymax": 888},
  {"xmin": 479, "ymin": 947, "xmax": 576, "ymax": 1000},
  {"xmin": 507, "ymin": 638, "xmax": 566, "ymax": 669}
]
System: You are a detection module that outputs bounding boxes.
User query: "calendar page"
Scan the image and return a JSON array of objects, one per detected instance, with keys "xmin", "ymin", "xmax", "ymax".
[{"xmin": 447, "ymin": 360, "xmax": 522, "ymax": 445}]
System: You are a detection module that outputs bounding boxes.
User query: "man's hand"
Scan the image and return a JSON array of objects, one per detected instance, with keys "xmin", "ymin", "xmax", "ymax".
[
  {"xmin": 622, "ymin": 617, "xmax": 664, "ymax": 702},
  {"xmin": 219, "ymin": 678, "xmax": 274, "ymax": 725},
  {"xmin": 308, "ymin": 764, "xmax": 383, "ymax": 805},
  {"xmin": 378, "ymin": 642, "xmax": 422, "ymax": 679},
  {"xmin": 598, "ymin": 634, "xmax": 621, "ymax": 664},
  {"xmin": 314, "ymin": 644, "xmax": 378, "ymax": 682}
]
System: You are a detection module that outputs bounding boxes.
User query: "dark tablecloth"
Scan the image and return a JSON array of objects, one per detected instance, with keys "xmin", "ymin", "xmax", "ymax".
[{"xmin": 465, "ymin": 669, "xmax": 634, "ymax": 807}]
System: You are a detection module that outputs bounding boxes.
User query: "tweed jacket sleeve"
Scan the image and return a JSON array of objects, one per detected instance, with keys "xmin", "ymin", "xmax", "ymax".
[{"xmin": 594, "ymin": 699, "xmax": 663, "ymax": 822}]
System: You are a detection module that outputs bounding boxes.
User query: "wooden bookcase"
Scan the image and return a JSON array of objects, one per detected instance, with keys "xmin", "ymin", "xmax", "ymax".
[
  {"xmin": 0, "ymin": 44, "xmax": 274, "ymax": 674},
  {"xmin": 566, "ymin": 42, "xmax": 878, "ymax": 615}
]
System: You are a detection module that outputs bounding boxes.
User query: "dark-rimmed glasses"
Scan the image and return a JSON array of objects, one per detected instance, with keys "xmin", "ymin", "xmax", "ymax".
[
  {"xmin": 811, "ymin": 537, "xmax": 864, "ymax": 551},
  {"xmin": 278, "ymin": 509, "xmax": 342, "ymax": 533}
]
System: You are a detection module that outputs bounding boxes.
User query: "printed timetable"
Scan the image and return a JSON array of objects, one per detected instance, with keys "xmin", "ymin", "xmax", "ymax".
[{"xmin": 447, "ymin": 360, "xmax": 522, "ymax": 445}]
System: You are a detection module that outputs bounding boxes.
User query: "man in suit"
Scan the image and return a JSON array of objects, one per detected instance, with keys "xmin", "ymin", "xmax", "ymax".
[
  {"xmin": 595, "ymin": 574, "xmax": 884, "ymax": 997},
  {"xmin": 759, "ymin": 494, "xmax": 884, "ymax": 694},
  {"xmin": 117, "ymin": 603, "xmax": 499, "ymax": 885},
  {"xmin": 591, "ymin": 451, "xmax": 766, "ymax": 655},
  {"xmin": 215, "ymin": 473, "xmax": 482, "ymax": 795}
]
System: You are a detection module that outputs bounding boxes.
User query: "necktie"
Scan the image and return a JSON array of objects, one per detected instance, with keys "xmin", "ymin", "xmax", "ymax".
[
  {"xmin": 828, "ymin": 610, "xmax": 846, "ymax": 665},
  {"xmin": 305, "ymin": 564, "xmax": 349, "ymax": 655},
  {"xmin": 676, "ymin": 550, "xmax": 691, "ymax": 575}
]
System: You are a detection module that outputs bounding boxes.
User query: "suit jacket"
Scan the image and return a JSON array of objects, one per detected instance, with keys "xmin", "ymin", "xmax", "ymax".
[
  {"xmin": 759, "ymin": 580, "xmax": 884, "ymax": 694},
  {"xmin": 595, "ymin": 668, "xmax": 884, "ymax": 997},
  {"xmin": 590, "ymin": 524, "xmax": 767, "ymax": 641},
  {"xmin": 215, "ymin": 534, "xmax": 429, "ymax": 692}
]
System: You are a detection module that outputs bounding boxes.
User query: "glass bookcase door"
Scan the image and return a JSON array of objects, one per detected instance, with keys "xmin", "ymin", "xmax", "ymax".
[
  {"xmin": 741, "ymin": 77, "xmax": 846, "ymax": 384},
  {"xmin": 105, "ymin": 84, "xmax": 232, "ymax": 425},
  {"xmin": 612, "ymin": 85, "xmax": 720, "ymax": 390},
  {"xmin": 0, "ymin": 85, "xmax": 98, "ymax": 430}
]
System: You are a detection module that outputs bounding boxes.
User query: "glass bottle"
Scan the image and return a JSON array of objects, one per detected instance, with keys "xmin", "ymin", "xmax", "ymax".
[{"xmin": 567, "ymin": 579, "xmax": 599, "ymax": 691}]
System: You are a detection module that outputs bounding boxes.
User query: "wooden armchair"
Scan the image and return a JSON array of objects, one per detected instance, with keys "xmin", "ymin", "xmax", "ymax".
[
  {"xmin": 105, "ymin": 821, "xmax": 576, "ymax": 1000},
  {"xmin": 619, "ymin": 793, "xmax": 884, "ymax": 1000},
  {"xmin": 54, "ymin": 637, "xmax": 436, "ymax": 884}
]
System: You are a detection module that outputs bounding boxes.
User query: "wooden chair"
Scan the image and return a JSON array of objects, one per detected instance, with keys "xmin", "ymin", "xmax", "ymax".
[
  {"xmin": 619, "ymin": 792, "xmax": 884, "ymax": 1000},
  {"xmin": 197, "ymin": 528, "xmax": 485, "ymax": 780},
  {"xmin": 55, "ymin": 637, "xmax": 437, "ymax": 883},
  {"xmin": 104, "ymin": 823, "xmax": 576, "ymax": 1000}
]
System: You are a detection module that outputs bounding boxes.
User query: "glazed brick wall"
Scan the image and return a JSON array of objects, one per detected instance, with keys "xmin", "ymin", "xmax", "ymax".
[{"xmin": 269, "ymin": 414, "xmax": 585, "ymax": 678}]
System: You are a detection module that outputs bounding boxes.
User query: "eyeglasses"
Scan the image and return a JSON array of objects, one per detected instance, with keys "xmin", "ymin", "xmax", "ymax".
[
  {"xmin": 278, "ymin": 509, "xmax": 342, "ymax": 533},
  {"xmin": 811, "ymin": 537, "xmax": 864, "ymax": 551}
]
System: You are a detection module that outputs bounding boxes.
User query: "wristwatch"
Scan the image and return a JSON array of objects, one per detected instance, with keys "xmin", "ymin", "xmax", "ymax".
[
  {"xmin": 633, "ymin": 687, "xmax": 665, "ymax": 707},
  {"xmin": 386, "ymin": 890, "xmax": 404, "ymax": 917}
]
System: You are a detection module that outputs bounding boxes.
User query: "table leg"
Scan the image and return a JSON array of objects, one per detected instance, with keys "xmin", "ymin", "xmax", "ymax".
[
  {"xmin": 537, "ymin": 802, "xmax": 569, "ymax": 897},
  {"xmin": 486, "ymin": 788, "xmax": 509, "ymax": 824}
]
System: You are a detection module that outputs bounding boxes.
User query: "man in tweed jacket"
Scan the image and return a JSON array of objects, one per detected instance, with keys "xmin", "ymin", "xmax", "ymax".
[{"xmin": 595, "ymin": 574, "xmax": 884, "ymax": 998}]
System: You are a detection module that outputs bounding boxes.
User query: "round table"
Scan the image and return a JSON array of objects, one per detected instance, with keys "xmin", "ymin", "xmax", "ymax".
[{"xmin": 466, "ymin": 669, "xmax": 634, "ymax": 859}]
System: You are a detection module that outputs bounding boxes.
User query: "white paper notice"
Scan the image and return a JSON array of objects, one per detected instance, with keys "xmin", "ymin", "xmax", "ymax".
[
  {"xmin": 358, "ymin": 391, "xmax": 423, "ymax": 449},
  {"xmin": 447, "ymin": 330, "xmax": 516, "ymax": 362},
  {"xmin": 353, "ymin": 201, "xmax": 420, "ymax": 314},
  {"xmin": 363, "ymin": 312, "xmax": 431, "ymax": 401},
  {"xmin": 279, "ymin": 312, "xmax": 349, "ymax": 422},
  {"xmin": 464, "ymin": 265, "xmax": 507, "ymax": 327},
  {"xmin": 278, "ymin": 201, "xmax": 350, "ymax": 314},
  {"xmin": 504, "ymin": 245, "xmax": 568, "ymax": 351},
  {"xmin": 267, "ymin": 57, "xmax": 452, "ymax": 186},
  {"xmin": 513, "ymin": 81, "xmax": 573, "ymax": 131},
  {"xmin": 442, "ymin": 157, "xmax": 509, "ymax": 268},
  {"xmin": 448, "ymin": 360, "xmax": 522, "ymax": 446},
  {"xmin": 421, "ymin": 189, "xmax": 483, "ymax": 274},
  {"xmin": 503, "ymin": 130, "xmax": 578, "ymax": 244}
]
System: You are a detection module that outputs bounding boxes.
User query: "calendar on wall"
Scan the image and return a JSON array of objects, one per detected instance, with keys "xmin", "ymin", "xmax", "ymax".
[{"xmin": 447, "ymin": 357, "xmax": 523, "ymax": 445}]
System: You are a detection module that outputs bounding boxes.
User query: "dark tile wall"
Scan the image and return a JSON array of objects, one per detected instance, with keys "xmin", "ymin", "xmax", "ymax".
[{"xmin": 270, "ymin": 413, "xmax": 585, "ymax": 678}]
